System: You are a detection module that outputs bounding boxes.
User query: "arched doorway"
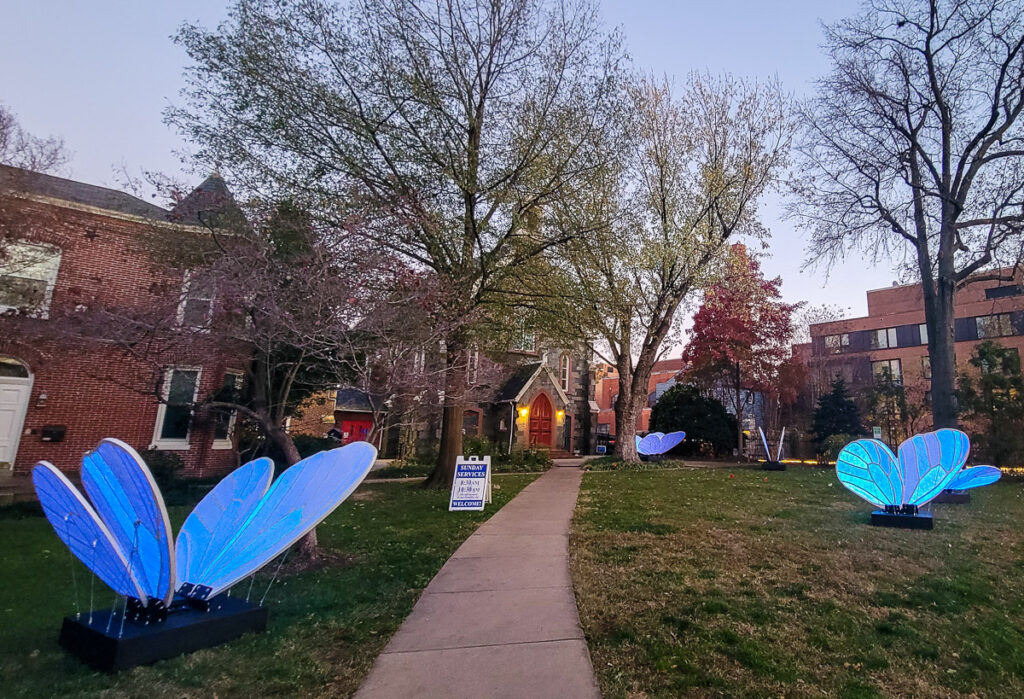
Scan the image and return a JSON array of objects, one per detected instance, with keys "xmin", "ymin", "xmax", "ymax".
[
  {"xmin": 529, "ymin": 393, "xmax": 553, "ymax": 447},
  {"xmin": 0, "ymin": 357, "xmax": 33, "ymax": 467}
]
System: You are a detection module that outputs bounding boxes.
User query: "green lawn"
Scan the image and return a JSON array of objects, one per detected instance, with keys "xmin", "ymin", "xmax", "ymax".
[
  {"xmin": 0, "ymin": 474, "xmax": 538, "ymax": 698},
  {"xmin": 572, "ymin": 467, "xmax": 1024, "ymax": 698}
]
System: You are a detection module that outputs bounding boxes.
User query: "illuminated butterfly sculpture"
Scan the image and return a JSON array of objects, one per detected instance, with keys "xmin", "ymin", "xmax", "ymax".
[
  {"xmin": 836, "ymin": 428, "xmax": 1000, "ymax": 519},
  {"xmin": 32, "ymin": 438, "xmax": 376, "ymax": 621},
  {"xmin": 635, "ymin": 431, "xmax": 686, "ymax": 456}
]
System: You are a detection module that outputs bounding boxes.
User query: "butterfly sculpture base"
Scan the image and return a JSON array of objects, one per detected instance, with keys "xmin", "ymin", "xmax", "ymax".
[
  {"xmin": 933, "ymin": 489, "xmax": 971, "ymax": 504},
  {"xmin": 760, "ymin": 460, "xmax": 786, "ymax": 471},
  {"xmin": 870, "ymin": 510, "xmax": 934, "ymax": 530},
  {"xmin": 58, "ymin": 595, "xmax": 268, "ymax": 672}
]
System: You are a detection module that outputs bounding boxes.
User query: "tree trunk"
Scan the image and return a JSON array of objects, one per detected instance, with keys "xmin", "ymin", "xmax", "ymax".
[
  {"xmin": 614, "ymin": 376, "xmax": 640, "ymax": 462},
  {"xmin": 264, "ymin": 420, "xmax": 320, "ymax": 557},
  {"xmin": 424, "ymin": 336, "xmax": 467, "ymax": 489},
  {"xmin": 928, "ymin": 273, "xmax": 959, "ymax": 428}
]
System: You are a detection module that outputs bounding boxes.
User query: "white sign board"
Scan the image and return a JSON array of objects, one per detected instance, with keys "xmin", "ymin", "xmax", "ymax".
[
  {"xmin": 872, "ymin": 426, "xmax": 882, "ymax": 440},
  {"xmin": 449, "ymin": 455, "xmax": 492, "ymax": 511}
]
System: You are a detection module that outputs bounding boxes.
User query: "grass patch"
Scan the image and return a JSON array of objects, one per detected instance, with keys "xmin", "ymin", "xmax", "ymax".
[
  {"xmin": 571, "ymin": 467, "xmax": 1024, "ymax": 697},
  {"xmin": 0, "ymin": 474, "xmax": 538, "ymax": 697}
]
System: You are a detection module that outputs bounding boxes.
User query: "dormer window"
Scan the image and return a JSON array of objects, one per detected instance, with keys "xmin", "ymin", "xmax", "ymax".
[{"xmin": 0, "ymin": 241, "xmax": 61, "ymax": 318}]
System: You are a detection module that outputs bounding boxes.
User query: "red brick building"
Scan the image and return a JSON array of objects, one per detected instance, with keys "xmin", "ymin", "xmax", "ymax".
[
  {"xmin": 0, "ymin": 165, "xmax": 245, "ymax": 480},
  {"xmin": 593, "ymin": 357, "xmax": 686, "ymax": 443},
  {"xmin": 801, "ymin": 270, "xmax": 1024, "ymax": 442}
]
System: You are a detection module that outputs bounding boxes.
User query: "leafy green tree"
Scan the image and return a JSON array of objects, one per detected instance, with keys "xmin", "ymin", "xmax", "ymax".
[
  {"xmin": 958, "ymin": 341, "xmax": 1024, "ymax": 466},
  {"xmin": 650, "ymin": 384, "xmax": 737, "ymax": 457},
  {"xmin": 169, "ymin": 0, "xmax": 622, "ymax": 488},
  {"xmin": 811, "ymin": 377, "xmax": 863, "ymax": 447}
]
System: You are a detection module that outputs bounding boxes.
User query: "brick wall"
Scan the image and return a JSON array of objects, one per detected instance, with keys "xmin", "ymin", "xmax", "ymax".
[{"xmin": 1, "ymin": 197, "xmax": 245, "ymax": 479}]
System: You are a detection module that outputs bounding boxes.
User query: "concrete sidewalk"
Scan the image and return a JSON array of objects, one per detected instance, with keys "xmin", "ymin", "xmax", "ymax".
[{"xmin": 354, "ymin": 467, "xmax": 600, "ymax": 699}]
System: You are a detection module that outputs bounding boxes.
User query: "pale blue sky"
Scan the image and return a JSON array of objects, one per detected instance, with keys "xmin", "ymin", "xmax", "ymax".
[{"xmin": 0, "ymin": 0, "xmax": 899, "ymax": 317}]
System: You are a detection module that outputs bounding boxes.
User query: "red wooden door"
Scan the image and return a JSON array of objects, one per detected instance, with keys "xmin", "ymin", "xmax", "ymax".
[
  {"xmin": 340, "ymin": 418, "xmax": 372, "ymax": 445},
  {"xmin": 529, "ymin": 394, "xmax": 553, "ymax": 447}
]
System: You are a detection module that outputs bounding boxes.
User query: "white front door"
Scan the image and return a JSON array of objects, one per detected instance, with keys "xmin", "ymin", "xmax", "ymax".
[{"xmin": 0, "ymin": 376, "xmax": 33, "ymax": 467}]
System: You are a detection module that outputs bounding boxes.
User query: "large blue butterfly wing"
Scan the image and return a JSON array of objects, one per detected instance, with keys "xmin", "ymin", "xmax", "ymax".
[
  {"xmin": 635, "ymin": 435, "xmax": 642, "ymax": 452},
  {"xmin": 901, "ymin": 429, "xmax": 970, "ymax": 506},
  {"xmin": 188, "ymin": 442, "xmax": 377, "ymax": 597},
  {"xmin": 638, "ymin": 434, "xmax": 660, "ymax": 455},
  {"xmin": 947, "ymin": 465, "xmax": 1001, "ymax": 490},
  {"xmin": 836, "ymin": 439, "xmax": 902, "ymax": 507},
  {"xmin": 658, "ymin": 431, "xmax": 686, "ymax": 454},
  {"xmin": 80, "ymin": 439, "xmax": 175, "ymax": 605},
  {"xmin": 32, "ymin": 462, "xmax": 147, "ymax": 602},
  {"xmin": 175, "ymin": 458, "xmax": 273, "ymax": 589}
]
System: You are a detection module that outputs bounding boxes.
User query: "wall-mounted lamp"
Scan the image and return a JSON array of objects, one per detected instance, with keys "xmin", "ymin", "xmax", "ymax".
[
  {"xmin": 36, "ymin": 392, "xmax": 47, "ymax": 408},
  {"xmin": 518, "ymin": 407, "xmax": 529, "ymax": 418},
  {"xmin": 556, "ymin": 410, "xmax": 565, "ymax": 419}
]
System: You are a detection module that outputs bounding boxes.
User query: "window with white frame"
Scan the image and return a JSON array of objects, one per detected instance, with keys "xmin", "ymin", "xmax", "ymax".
[
  {"xmin": 467, "ymin": 346, "xmax": 479, "ymax": 385},
  {"xmin": 177, "ymin": 271, "xmax": 215, "ymax": 329},
  {"xmin": 153, "ymin": 367, "xmax": 201, "ymax": 449},
  {"xmin": 921, "ymin": 356, "xmax": 931, "ymax": 380},
  {"xmin": 0, "ymin": 241, "xmax": 61, "ymax": 317},
  {"xmin": 412, "ymin": 349, "xmax": 426, "ymax": 373},
  {"xmin": 511, "ymin": 329, "xmax": 536, "ymax": 353},
  {"xmin": 870, "ymin": 327, "xmax": 898, "ymax": 349},
  {"xmin": 824, "ymin": 333, "xmax": 850, "ymax": 354},
  {"xmin": 560, "ymin": 353, "xmax": 571, "ymax": 392},
  {"xmin": 212, "ymin": 371, "xmax": 242, "ymax": 449},
  {"xmin": 919, "ymin": 323, "xmax": 928, "ymax": 345}
]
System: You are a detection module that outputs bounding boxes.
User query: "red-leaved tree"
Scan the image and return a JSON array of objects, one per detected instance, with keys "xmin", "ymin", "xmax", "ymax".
[{"xmin": 682, "ymin": 244, "xmax": 800, "ymax": 455}]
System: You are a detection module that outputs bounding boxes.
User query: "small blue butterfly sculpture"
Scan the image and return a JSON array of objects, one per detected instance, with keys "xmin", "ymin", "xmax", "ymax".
[
  {"xmin": 635, "ymin": 431, "xmax": 686, "ymax": 456},
  {"xmin": 32, "ymin": 438, "xmax": 376, "ymax": 618},
  {"xmin": 836, "ymin": 428, "xmax": 1000, "ymax": 513}
]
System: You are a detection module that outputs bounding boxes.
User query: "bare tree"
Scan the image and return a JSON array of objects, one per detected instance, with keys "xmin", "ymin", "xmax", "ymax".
[
  {"xmin": 0, "ymin": 104, "xmax": 69, "ymax": 173},
  {"xmin": 168, "ymin": 0, "xmax": 622, "ymax": 487},
  {"xmin": 791, "ymin": 0, "xmax": 1024, "ymax": 428},
  {"xmin": 536, "ymin": 75, "xmax": 793, "ymax": 461}
]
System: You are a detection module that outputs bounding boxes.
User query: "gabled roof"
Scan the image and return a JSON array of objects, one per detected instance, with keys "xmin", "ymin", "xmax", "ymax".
[
  {"xmin": 495, "ymin": 362, "xmax": 542, "ymax": 402},
  {"xmin": 0, "ymin": 164, "xmax": 169, "ymax": 219},
  {"xmin": 167, "ymin": 173, "xmax": 245, "ymax": 228},
  {"xmin": 334, "ymin": 388, "xmax": 376, "ymax": 413},
  {"xmin": 494, "ymin": 361, "xmax": 570, "ymax": 406}
]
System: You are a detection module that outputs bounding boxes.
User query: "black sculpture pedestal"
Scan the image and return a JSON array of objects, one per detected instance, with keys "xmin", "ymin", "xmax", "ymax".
[
  {"xmin": 58, "ymin": 595, "xmax": 268, "ymax": 671},
  {"xmin": 761, "ymin": 460, "xmax": 786, "ymax": 471},
  {"xmin": 933, "ymin": 489, "xmax": 971, "ymax": 504},
  {"xmin": 871, "ymin": 509, "xmax": 934, "ymax": 530}
]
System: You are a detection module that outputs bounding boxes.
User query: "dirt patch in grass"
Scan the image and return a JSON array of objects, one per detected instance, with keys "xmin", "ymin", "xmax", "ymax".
[{"xmin": 572, "ymin": 468, "xmax": 1024, "ymax": 698}]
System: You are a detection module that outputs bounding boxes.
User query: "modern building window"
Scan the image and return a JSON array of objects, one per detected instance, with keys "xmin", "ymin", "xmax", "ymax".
[
  {"xmin": 212, "ymin": 371, "xmax": 242, "ymax": 449},
  {"xmin": 0, "ymin": 241, "xmax": 62, "ymax": 318},
  {"xmin": 177, "ymin": 271, "xmax": 215, "ymax": 329},
  {"xmin": 871, "ymin": 358, "xmax": 902, "ymax": 383},
  {"xmin": 153, "ymin": 367, "xmax": 201, "ymax": 449},
  {"xmin": 919, "ymin": 323, "xmax": 928, "ymax": 345},
  {"xmin": 870, "ymin": 327, "xmax": 898, "ymax": 349},
  {"xmin": 597, "ymin": 423, "xmax": 610, "ymax": 435},
  {"xmin": 976, "ymin": 313, "xmax": 1014, "ymax": 339},
  {"xmin": 921, "ymin": 356, "xmax": 932, "ymax": 380},
  {"xmin": 560, "ymin": 353, "xmax": 571, "ymax": 392},
  {"xmin": 985, "ymin": 285, "xmax": 1023, "ymax": 300},
  {"xmin": 825, "ymin": 333, "xmax": 850, "ymax": 354}
]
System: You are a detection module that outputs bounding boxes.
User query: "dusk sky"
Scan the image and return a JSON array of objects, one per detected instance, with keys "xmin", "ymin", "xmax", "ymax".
[{"xmin": 0, "ymin": 0, "xmax": 901, "ymax": 320}]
